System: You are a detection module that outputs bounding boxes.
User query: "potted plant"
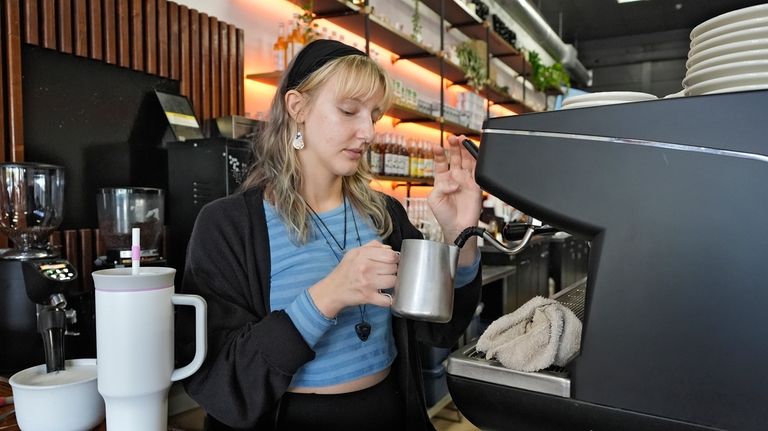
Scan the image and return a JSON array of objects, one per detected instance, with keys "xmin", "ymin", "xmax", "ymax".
[
  {"xmin": 456, "ymin": 40, "xmax": 489, "ymax": 91},
  {"xmin": 528, "ymin": 50, "xmax": 570, "ymax": 93}
]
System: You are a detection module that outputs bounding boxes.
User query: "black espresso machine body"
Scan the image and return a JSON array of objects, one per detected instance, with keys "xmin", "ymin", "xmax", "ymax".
[
  {"xmin": 166, "ymin": 138, "xmax": 251, "ymax": 280},
  {"xmin": 451, "ymin": 90, "xmax": 768, "ymax": 431}
]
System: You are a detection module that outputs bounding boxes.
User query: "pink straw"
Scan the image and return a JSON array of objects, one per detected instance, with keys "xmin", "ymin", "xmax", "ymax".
[{"xmin": 131, "ymin": 228, "xmax": 141, "ymax": 275}]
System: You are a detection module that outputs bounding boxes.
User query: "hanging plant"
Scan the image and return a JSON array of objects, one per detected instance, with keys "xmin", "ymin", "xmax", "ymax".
[
  {"xmin": 456, "ymin": 40, "xmax": 489, "ymax": 91},
  {"xmin": 412, "ymin": 0, "xmax": 423, "ymax": 42},
  {"xmin": 300, "ymin": 0, "xmax": 316, "ymax": 42},
  {"xmin": 528, "ymin": 50, "xmax": 571, "ymax": 92}
]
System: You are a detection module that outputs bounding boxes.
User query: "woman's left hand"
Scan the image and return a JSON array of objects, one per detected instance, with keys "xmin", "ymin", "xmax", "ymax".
[{"xmin": 428, "ymin": 135, "xmax": 482, "ymax": 244}]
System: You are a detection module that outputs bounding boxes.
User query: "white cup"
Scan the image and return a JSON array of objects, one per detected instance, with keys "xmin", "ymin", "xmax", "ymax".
[{"xmin": 92, "ymin": 267, "xmax": 207, "ymax": 431}]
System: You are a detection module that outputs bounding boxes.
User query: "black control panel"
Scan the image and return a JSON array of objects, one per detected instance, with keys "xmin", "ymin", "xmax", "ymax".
[{"xmin": 30, "ymin": 260, "xmax": 77, "ymax": 283}]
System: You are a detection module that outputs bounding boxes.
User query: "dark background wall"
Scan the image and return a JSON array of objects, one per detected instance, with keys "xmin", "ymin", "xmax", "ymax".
[{"xmin": 22, "ymin": 44, "xmax": 178, "ymax": 230}]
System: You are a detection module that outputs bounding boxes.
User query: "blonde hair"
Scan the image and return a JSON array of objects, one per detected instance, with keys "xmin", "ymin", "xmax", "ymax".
[{"xmin": 242, "ymin": 54, "xmax": 394, "ymax": 244}]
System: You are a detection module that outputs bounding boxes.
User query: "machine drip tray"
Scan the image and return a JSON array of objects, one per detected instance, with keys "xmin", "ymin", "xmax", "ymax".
[
  {"xmin": 446, "ymin": 344, "xmax": 571, "ymax": 398},
  {"xmin": 446, "ymin": 277, "xmax": 587, "ymax": 398}
]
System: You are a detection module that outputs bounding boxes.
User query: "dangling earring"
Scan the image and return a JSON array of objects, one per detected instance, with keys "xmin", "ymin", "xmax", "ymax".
[{"xmin": 292, "ymin": 131, "xmax": 305, "ymax": 150}]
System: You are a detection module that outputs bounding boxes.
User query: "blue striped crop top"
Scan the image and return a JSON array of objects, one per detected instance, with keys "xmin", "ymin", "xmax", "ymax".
[{"xmin": 265, "ymin": 199, "xmax": 479, "ymax": 388}]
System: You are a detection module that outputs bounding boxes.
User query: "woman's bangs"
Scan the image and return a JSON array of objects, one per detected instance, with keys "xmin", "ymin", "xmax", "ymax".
[{"xmin": 334, "ymin": 58, "xmax": 392, "ymax": 110}]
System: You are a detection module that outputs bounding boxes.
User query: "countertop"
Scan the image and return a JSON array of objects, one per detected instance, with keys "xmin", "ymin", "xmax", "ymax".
[
  {"xmin": 0, "ymin": 378, "xmax": 195, "ymax": 431},
  {"xmin": 0, "ymin": 379, "xmax": 18, "ymax": 431},
  {"xmin": 481, "ymin": 265, "xmax": 516, "ymax": 285}
]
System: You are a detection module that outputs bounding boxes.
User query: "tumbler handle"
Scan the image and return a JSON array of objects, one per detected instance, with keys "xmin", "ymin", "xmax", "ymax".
[{"xmin": 170, "ymin": 294, "xmax": 207, "ymax": 382}]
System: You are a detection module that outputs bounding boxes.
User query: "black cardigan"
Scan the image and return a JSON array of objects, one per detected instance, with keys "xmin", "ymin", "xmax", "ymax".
[{"xmin": 177, "ymin": 187, "xmax": 482, "ymax": 430}]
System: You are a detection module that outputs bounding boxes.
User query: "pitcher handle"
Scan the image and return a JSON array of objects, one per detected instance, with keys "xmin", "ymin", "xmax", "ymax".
[{"xmin": 170, "ymin": 294, "xmax": 207, "ymax": 382}]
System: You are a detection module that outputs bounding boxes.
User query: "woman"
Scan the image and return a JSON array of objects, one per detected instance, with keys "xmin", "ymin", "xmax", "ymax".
[{"xmin": 179, "ymin": 39, "xmax": 482, "ymax": 430}]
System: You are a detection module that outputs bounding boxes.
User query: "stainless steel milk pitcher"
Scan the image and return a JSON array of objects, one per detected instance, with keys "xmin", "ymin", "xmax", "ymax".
[
  {"xmin": 392, "ymin": 239, "xmax": 460, "ymax": 323},
  {"xmin": 393, "ymin": 218, "xmax": 544, "ymax": 322}
]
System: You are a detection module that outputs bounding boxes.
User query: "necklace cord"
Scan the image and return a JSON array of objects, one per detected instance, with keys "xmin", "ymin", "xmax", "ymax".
[{"xmin": 306, "ymin": 197, "xmax": 369, "ymax": 341}]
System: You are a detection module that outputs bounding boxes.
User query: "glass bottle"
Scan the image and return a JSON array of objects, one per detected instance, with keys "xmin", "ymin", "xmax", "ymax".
[
  {"xmin": 370, "ymin": 133, "xmax": 382, "ymax": 175},
  {"xmin": 273, "ymin": 23, "xmax": 287, "ymax": 71},
  {"xmin": 399, "ymin": 135, "xmax": 409, "ymax": 177},
  {"xmin": 382, "ymin": 135, "xmax": 393, "ymax": 176}
]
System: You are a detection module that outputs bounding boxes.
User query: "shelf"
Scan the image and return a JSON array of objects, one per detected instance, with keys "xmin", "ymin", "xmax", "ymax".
[
  {"xmin": 545, "ymin": 86, "xmax": 565, "ymax": 96},
  {"xmin": 388, "ymin": 103, "xmax": 433, "ymax": 123},
  {"xmin": 421, "ymin": 0, "xmax": 531, "ymax": 77},
  {"xmin": 422, "ymin": 0, "xmax": 481, "ymax": 28},
  {"xmin": 451, "ymin": 79, "xmax": 510, "ymax": 105},
  {"xmin": 387, "ymin": 104, "xmax": 480, "ymax": 137},
  {"xmin": 295, "ymin": 2, "xmax": 472, "ymax": 82},
  {"xmin": 373, "ymin": 175, "xmax": 434, "ymax": 186},
  {"xmin": 245, "ymin": 71, "xmax": 282, "ymax": 86},
  {"xmin": 288, "ymin": 0, "xmax": 357, "ymax": 17}
]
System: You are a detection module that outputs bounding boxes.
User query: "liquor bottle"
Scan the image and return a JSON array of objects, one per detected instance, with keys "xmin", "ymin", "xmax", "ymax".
[
  {"xmin": 287, "ymin": 14, "xmax": 305, "ymax": 62},
  {"xmin": 415, "ymin": 140, "xmax": 425, "ymax": 178},
  {"xmin": 273, "ymin": 23, "xmax": 287, "ymax": 71},
  {"xmin": 399, "ymin": 135, "xmax": 409, "ymax": 177},
  {"xmin": 408, "ymin": 139, "xmax": 417, "ymax": 178},
  {"xmin": 286, "ymin": 19, "xmax": 297, "ymax": 63},
  {"xmin": 424, "ymin": 141, "xmax": 435, "ymax": 178},
  {"xmin": 369, "ymin": 133, "xmax": 382, "ymax": 175}
]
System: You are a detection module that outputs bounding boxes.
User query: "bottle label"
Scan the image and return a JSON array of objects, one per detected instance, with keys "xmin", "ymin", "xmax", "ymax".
[
  {"xmin": 274, "ymin": 52, "xmax": 285, "ymax": 71},
  {"xmin": 384, "ymin": 153, "xmax": 395, "ymax": 176},
  {"xmin": 370, "ymin": 152, "xmax": 382, "ymax": 175}
]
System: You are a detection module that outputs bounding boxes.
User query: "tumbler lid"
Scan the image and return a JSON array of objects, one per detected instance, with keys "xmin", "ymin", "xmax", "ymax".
[{"xmin": 92, "ymin": 267, "xmax": 175, "ymax": 292}]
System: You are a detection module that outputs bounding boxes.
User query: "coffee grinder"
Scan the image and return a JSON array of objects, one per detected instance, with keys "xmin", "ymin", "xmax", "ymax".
[
  {"xmin": 95, "ymin": 187, "xmax": 165, "ymax": 268},
  {"xmin": 0, "ymin": 163, "xmax": 80, "ymax": 374}
]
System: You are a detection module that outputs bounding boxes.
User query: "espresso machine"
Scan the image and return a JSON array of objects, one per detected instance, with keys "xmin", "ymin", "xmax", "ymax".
[
  {"xmin": 0, "ymin": 163, "xmax": 80, "ymax": 374},
  {"xmin": 446, "ymin": 90, "xmax": 768, "ymax": 431}
]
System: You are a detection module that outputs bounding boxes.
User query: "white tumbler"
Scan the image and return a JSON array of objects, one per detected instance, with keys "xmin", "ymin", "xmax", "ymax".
[{"xmin": 93, "ymin": 267, "xmax": 207, "ymax": 431}]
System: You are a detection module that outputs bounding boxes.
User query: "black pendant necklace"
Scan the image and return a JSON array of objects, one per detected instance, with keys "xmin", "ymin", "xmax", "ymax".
[{"xmin": 307, "ymin": 197, "xmax": 371, "ymax": 342}]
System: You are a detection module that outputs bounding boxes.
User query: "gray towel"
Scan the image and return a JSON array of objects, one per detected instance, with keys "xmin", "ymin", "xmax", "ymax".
[{"xmin": 476, "ymin": 296, "xmax": 582, "ymax": 372}]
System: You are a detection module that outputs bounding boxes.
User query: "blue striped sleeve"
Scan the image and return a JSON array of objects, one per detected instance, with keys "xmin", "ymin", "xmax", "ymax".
[
  {"xmin": 454, "ymin": 250, "xmax": 481, "ymax": 289},
  {"xmin": 285, "ymin": 290, "xmax": 337, "ymax": 348}
]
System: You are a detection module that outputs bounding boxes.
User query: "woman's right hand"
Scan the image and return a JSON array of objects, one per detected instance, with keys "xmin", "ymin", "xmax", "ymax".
[{"xmin": 308, "ymin": 240, "xmax": 399, "ymax": 318}]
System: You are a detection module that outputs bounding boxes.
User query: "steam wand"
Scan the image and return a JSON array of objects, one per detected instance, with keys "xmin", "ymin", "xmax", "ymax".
[{"xmin": 454, "ymin": 218, "xmax": 542, "ymax": 255}]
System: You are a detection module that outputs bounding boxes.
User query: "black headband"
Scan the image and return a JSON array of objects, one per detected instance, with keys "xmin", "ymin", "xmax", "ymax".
[{"xmin": 285, "ymin": 39, "xmax": 367, "ymax": 91}]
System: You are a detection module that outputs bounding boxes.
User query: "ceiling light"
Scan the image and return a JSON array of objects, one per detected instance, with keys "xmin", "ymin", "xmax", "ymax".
[{"xmin": 616, "ymin": 0, "xmax": 649, "ymax": 3}]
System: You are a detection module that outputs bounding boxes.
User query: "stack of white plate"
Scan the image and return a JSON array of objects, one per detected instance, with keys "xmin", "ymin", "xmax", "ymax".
[
  {"xmin": 560, "ymin": 91, "xmax": 658, "ymax": 110},
  {"xmin": 684, "ymin": 4, "xmax": 768, "ymax": 96}
]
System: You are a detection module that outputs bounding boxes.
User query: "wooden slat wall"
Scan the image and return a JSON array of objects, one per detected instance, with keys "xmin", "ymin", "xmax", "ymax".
[
  {"xmin": 200, "ymin": 13, "xmax": 210, "ymax": 121},
  {"xmin": 88, "ymin": 0, "xmax": 102, "ymax": 60},
  {"xmin": 41, "ymin": 0, "xmax": 56, "ymax": 49},
  {"xmin": 168, "ymin": 2, "xmax": 179, "ymax": 80},
  {"xmin": 73, "ymin": 0, "xmax": 88, "ymax": 57},
  {"xmin": 1, "ymin": 0, "xmax": 245, "ymax": 255},
  {"xmin": 57, "ymin": 0, "xmax": 73, "ymax": 54},
  {"xmin": 5, "ymin": 0, "xmax": 23, "ymax": 162},
  {"xmin": 116, "ymin": 0, "xmax": 130, "ymax": 68},
  {"xmin": 210, "ymin": 17, "xmax": 220, "ymax": 119},
  {"xmin": 157, "ymin": 0, "xmax": 168, "ymax": 77},
  {"xmin": 144, "ymin": 0, "xmax": 157, "ymax": 75},
  {"xmin": 103, "ymin": 0, "xmax": 117, "ymax": 64},
  {"xmin": 1, "ymin": 0, "xmax": 245, "ymax": 164}
]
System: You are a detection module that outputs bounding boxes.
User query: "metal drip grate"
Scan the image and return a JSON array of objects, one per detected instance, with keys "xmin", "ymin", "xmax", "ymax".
[
  {"xmin": 552, "ymin": 277, "xmax": 587, "ymax": 321},
  {"xmin": 447, "ymin": 343, "xmax": 572, "ymax": 397},
  {"xmin": 445, "ymin": 277, "xmax": 587, "ymax": 398}
]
